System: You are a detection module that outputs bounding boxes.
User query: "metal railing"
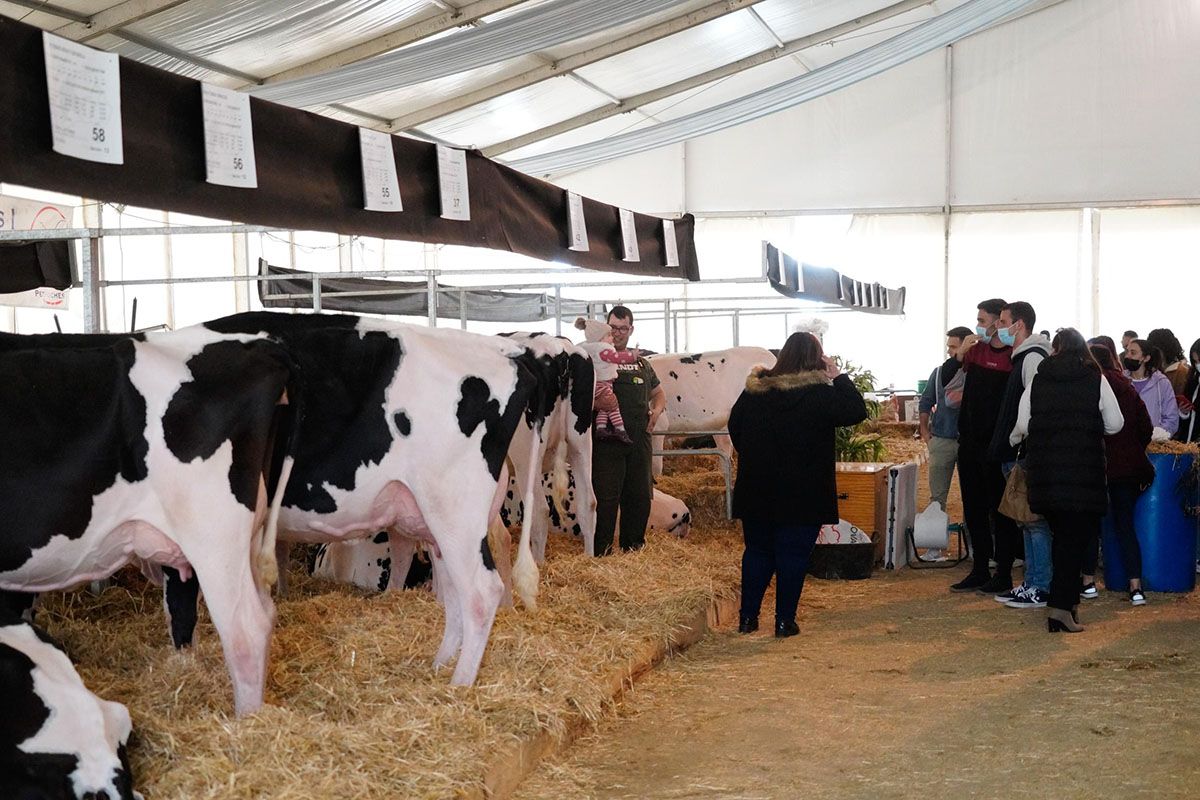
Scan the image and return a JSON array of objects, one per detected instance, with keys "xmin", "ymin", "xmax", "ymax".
[{"xmin": 650, "ymin": 429, "xmax": 732, "ymax": 520}]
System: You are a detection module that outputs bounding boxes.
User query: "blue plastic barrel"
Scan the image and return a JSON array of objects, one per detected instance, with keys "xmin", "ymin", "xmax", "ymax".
[{"xmin": 1102, "ymin": 453, "xmax": 1198, "ymax": 592}]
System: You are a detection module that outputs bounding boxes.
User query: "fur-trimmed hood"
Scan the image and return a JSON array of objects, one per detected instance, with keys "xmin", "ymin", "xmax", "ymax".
[{"xmin": 744, "ymin": 366, "xmax": 831, "ymax": 393}]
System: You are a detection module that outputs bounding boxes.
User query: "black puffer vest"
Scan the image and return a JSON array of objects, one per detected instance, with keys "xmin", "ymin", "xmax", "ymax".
[
  {"xmin": 1026, "ymin": 357, "xmax": 1108, "ymax": 515},
  {"xmin": 988, "ymin": 343, "xmax": 1049, "ymax": 463}
]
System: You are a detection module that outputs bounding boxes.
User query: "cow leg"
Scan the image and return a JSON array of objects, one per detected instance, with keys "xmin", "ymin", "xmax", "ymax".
[
  {"xmin": 163, "ymin": 567, "xmax": 200, "ymax": 649},
  {"xmin": 568, "ymin": 433, "xmax": 597, "ymax": 557},
  {"xmin": 436, "ymin": 534, "xmax": 504, "ymax": 686},
  {"xmin": 714, "ymin": 432, "xmax": 734, "ymax": 463},
  {"xmin": 489, "ymin": 518, "xmax": 514, "ymax": 608},
  {"xmin": 651, "ymin": 413, "xmax": 670, "ymax": 477},
  {"xmin": 182, "ymin": 536, "xmax": 275, "ymax": 716},
  {"xmin": 431, "ymin": 556, "xmax": 464, "ymax": 668},
  {"xmin": 530, "ymin": 508, "xmax": 551, "ymax": 564}
]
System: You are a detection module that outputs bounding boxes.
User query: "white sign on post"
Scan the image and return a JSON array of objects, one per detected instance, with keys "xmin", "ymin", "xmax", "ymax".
[
  {"xmin": 437, "ymin": 145, "xmax": 470, "ymax": 221},
  {"xmin": 662, "ymin": 219, "xmax": 679, "ymax": 267},
  {"xmin": 359, "ymin": 128, "xmax": 403, "ymax": 212},
  {"xmin": 201, "ymin": 83, "xmax": 258, "ymax": 188},
  {"xmin": 619, "ymin": 209, "xmax": 639, "ymax": 262},
  {"xmin": 0, "ymin": 193, "xmax": 74, "ymax": 309},
  {"xmin": 42, "ymin": 32, "xmax": 124, "ymax": 164},
  {"xmin": 567, "ymin": 192, "xmax": 588, "ymax": 252}
]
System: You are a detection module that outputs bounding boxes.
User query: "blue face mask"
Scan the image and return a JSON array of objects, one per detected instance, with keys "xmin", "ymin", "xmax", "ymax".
[
  {"xmin": 997, "ymin": 326, "xmax": 1016, "ymax": 347},
  {"xmin": 975, "ymin": 325, "xmax": 993, "ymax": 344}
]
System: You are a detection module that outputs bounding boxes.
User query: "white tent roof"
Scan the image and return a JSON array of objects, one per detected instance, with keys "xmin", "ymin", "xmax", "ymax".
[{"xmin": 0, "ymin": 0, "xmax": 1048, "ymax": 163}]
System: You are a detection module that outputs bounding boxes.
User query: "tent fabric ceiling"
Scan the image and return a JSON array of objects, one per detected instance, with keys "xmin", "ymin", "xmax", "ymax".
[{"xmin": 1, "ymin": 0, "xmax": 1052, "ymax": 181}]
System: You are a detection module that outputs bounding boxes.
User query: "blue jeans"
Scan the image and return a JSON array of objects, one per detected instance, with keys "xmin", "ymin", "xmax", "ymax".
[
  {"xmin": 740, "ymin": 520, "xmax": 821, "ymax": 624},
  {"xmin": 1002, "ymin": 461, "xmax": 1052, "ymax": 591}
]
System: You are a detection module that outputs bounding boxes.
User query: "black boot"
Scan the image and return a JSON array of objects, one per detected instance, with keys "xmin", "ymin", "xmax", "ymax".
[
  {"xmin": 738, "ymin": 616, "xmax": 758, "ymax": 634},
  {"xmin": 950, "ymin": 571, "xmax": 990, "ymax": 593},
  {"xmin": 775, "ymin": 619, "xmax": 799, "ymax": 638}
]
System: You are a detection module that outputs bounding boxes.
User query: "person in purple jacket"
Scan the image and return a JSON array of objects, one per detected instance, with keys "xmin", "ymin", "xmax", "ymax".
[{"xmin": 1125, "ymin": 339, "xmax": 1180, "ymax": 436}]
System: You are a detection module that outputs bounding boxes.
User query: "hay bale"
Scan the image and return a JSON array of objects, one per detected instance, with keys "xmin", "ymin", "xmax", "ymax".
[{"xmin": 31, "ymin": 529, "xmax": 743, "ymax": 799}]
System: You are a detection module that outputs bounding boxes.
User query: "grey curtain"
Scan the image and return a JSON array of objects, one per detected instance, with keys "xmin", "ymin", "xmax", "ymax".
[{"xmin": 258, "ymin": 261, "xmax": 592, "ymax": 323}]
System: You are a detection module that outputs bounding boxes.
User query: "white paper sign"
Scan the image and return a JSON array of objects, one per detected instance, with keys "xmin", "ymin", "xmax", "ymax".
[
  {"xmin": 42, "ymin": 32, "xmax": 123, "ymax": 164},
  {"xmin": 662, "ymin": 219, "xmax": 679, "ymax": 267},
  {"xmin": 201, "ymin": 83, "xmax": 258, "ymax": 188},
  {"xmin": 619, "ymin": 208, "xmax": 639, "ymax": 262},
  {"xmin": 0, "ymin": 287, "xmax": 70, "ymax": 309},
  {"xmin": 437, "ymin": 145, "xmax": 470, "ymax": 221},
  {"xmin": 567, "ymin": 192, "xmax": 588, "ymax": 252},
  {"xmin": 0, "ymin": 193, "xmax": 74, "ymax": 309},
  {"xmin": 359, "ymin": 128, "xmax": 403, "ymax": 212}
]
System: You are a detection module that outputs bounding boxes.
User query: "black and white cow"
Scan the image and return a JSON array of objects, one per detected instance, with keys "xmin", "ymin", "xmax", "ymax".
[
  {"xmin": 182, "ymin": 312, "xmax": 547, "ymax": 687},
  {"xmin": 498, "ymin": 332, "xmax": 596, "ymax": 560},
  {"xmin": 1, "ymin": 607, "xmax": 140, "ymax": 799},
  {"xmin": 0, "ymin": 327, "xmax": 293, "ymax": 717}
]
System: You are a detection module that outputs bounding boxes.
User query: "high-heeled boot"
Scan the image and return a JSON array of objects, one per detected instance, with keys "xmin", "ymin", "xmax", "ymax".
[{"xmin": 1047, "ymin": 607, "xmax": 1084, "ymax": 633}]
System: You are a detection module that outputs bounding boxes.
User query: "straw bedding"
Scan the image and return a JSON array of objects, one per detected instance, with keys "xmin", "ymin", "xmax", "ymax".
[{"xmin": 32, "ymin": 523, "xmax": 741, "ymax": 799}]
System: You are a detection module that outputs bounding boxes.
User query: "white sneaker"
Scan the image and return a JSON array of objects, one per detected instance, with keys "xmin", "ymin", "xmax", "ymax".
[
  {"xmin": 1129, "ymin": 588, "xmax": 1147, "ymax": 606},
  {"xmin": 1080, "ymin": 583, "xmax": 1099, "ymax": 600}
]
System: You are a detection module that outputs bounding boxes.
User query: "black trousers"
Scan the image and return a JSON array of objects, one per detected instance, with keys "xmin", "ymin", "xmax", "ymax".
[
  {"xmin": 592, "ymin": 433, "xmax": 653, "ymax": 556},
  {"xmin": 958, "ymin": 448, "xmax": 1021, "ymax": 578},
  {"xmin": 1106, "ymin": 480, "xmax": 1144, "ymax": 585},
  {"xmin": 739, "ymin": 520, "xmax": 822, "ymax": 624},
  {"xmin": 1044, "ymin": 512, "xmax": 1101, "ymax": 611}
]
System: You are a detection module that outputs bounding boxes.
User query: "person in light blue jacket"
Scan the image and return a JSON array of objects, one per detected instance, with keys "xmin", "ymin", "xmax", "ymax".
[{"xmin": 1125, "ymin": 339, "xmax": 1179, "ymax": 436}]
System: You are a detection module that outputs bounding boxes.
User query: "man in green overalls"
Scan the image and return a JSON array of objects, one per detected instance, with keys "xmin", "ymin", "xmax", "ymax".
[{"xmin": 592, "ymin": 306, "xmax": 667, "ymax": 555}]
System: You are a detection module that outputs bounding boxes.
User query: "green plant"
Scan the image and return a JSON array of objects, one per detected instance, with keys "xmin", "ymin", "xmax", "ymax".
[{"xmin": 834, "ymin": 356, "xmax": 887, "ymax": 462}]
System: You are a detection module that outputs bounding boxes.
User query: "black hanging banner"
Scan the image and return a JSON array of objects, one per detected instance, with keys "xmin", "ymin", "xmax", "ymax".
[
  {"xmin": 763, "ymin": 241, "xmax": 905, "ymax": 316},
  {"xmin": 0, "ymin": 16, "xmax": 700, "ymax": 281}
]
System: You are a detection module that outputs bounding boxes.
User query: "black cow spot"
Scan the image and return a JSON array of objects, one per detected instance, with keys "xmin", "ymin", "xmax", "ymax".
[
  {"xmin": 506, "ymin": 490, "xmax": 514, "ymax": 499},
  {"xmin": 377, "ymin": 557, "xmax": 392, "ymax": 591},
  {"xmin": 372, "ymin": 531, "xmax": 389, "ymax": 545},
  {"xmin": 707, "ymin": 362, "xmax": 716, "ymax": 371},
  {"xmin": 481, "ymin": 536, "xmax": 496, "ymax": 571},
  {"xmin": 500, "ymin": 506, "xmax": 513, "ymax": 527},
  {"xmin": 393, "ymin": 411, "xmax": 411, "ymax": 437},
  {"xmin": 163, "ymin": 339, "xmax": 293, "ymax": 511},
  {"xmin": 545, "ymin": 493, "xmax": 563, "ymax": 530},
  {"xmin": 668, "ymin": 370, "xmax": 679, "ymax": 380},
  {"xmin": 205, "ymin": 314, "xmax": 401, "ymax": 515},
  {"xmin": 676, "ymin": 395, "xmax": 682, "ymax": 403},
  {"xmin": 571, "ymin": 523, "xmax": 581, "ymax": 536},
  {"xmin": 0, "ymin": 339, "xmax": 149, "ymax": 573},
  {"xmin": 457, "ymin": 368, "xmax": 531, "ymax": 481},
  {"xmin": 569, "ymin": 352, "xmax": 595, "ymax": 435},
  {"xmin": 672, "ymin": 513, "xmax": 679, "ymax": 518},
  {"xmin": 720, "ymin": 358, "xmax": 726, "ymax": 363},
  {"xmin": 679, "ymin": 354, "xmax": 701, "ymax": 364}
]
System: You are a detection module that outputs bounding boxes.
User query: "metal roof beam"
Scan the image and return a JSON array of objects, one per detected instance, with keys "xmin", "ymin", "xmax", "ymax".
[
  {"xmin": 386, "ymin": 0, "xmax": 764, "ymax": 132},
  {"xmin": 245, "ymin": 0, "xmax": 527, "ymax": 89},
  {"xmin": 54, "ymin": 0, "xmax": 196, "ymax": 43},
  {"xmin": 483, "ymin": 0, "xmax": 934, "ymax": 158},
  {"xmin": 5, "ymin": 0, "xmax": 90, "ymax": 23}
]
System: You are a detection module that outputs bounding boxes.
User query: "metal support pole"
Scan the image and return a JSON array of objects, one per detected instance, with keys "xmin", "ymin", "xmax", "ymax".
[
  {"xmin": 311, "ymin": 272, "xmax": 322, "ymax": 312},
  {"xmin": 732, "ymin": 309, "xmax": 740, "ymax": 346},
  {"xmin": 1090, "ymin": 208, "xmax": 1101, "ymax": 336},
  {"xmin": 81, "ymin": 237, "xmax": 101, "ymax": 333},
  {"xmin": 672, "ymin": 310, "xmax": 679, "ymax": 353},
  {"xmin": 663, "ymin": 298, "xmax": 671, "ymax": 352},
  {"xmin": 426, "ymin": 271, "xmax": 438, "ymax": 327},
  {"xmin": 459, "ymin": 290, "xmax": 468, "ymax": 330},
  {"xmin": 554, "ymin": 285, "xmax": 563, "ymax": 336},
  {"xmin": 783, "ymin": 312, "xmax": 790, "ymax": 338}
]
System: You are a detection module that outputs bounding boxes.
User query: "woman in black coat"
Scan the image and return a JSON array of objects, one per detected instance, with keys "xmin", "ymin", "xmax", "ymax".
[
  {"xmin": 728, "ymin": 332, "xmax": 868, "ymax": 638},
  {"xmin": 1010, "ymin": 329, "xmax": 1124, "ymax": 632}
]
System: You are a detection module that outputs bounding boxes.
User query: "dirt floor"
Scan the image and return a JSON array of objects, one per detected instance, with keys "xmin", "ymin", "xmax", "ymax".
[
  {"xmin": 514, "ymin": 434, "xmax": 1200, "ymax": 800},
  {"xmin": 514, "ymin": 567, "xmax": 1200, "ymax": 800}
]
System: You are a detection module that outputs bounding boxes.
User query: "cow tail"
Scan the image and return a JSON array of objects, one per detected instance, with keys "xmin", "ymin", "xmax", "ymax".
[
  {"xmin": 512, "ymin": 421, "xmax": 542, "ymax": 611},
  {"xmin": 259, "ymin": 347, "xmax": 303, "ymax": 590}
]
